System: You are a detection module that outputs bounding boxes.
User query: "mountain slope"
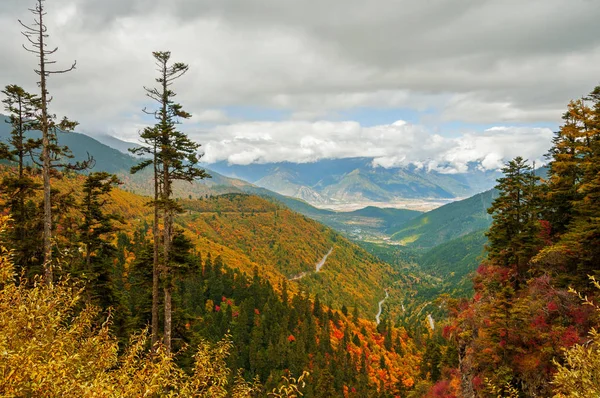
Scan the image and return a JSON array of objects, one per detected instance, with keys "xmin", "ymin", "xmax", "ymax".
[
  {"xmin": 389, "ymin": 189, "xmax": 497, "ymax": 248},
  {"xmin": 0, "ymin": 114, "xmax": 265, "ymax": 196},
  {"xmin": 1, "ymin": 115, "xmax": 139, "ymax": 174},
  {"xmin": 176, "ymin": 193, "xmax": 399, "ymax": 314},
  {"xmin": 419, "ymin": 229, "xmax": 488, "ymax": 295}
]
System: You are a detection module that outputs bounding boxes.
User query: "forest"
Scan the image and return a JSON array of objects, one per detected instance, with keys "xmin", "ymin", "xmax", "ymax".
[{"xmin": 1, "ymin": 0, "xmax": 600, "ymax": 397}]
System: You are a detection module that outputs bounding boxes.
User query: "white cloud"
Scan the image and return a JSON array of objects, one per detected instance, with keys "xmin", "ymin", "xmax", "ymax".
[
  {"xmin": 195, "ymin": 120, "xmax": 553, "ymax": 173},
  {"xmin": 189, "ymin": 109, "xmax": 229, "ymax": 123},
  {"xmin": 0, "ymin": 0, "xmax": 598, "ymax": 138}
]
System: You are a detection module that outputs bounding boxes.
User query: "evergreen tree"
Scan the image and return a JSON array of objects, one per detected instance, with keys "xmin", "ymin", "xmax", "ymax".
[
  {"xmin": 486, "ymin": 157, "xmax": 542, "ymax": 284},
  {"xmin": 129, "ymin": 124, "xmax": 162, "ymax": 348},
  {"xmin": 80, "ymin": 172, "xmax": 122, "ymax": 272},
  {"xmin": 543, "ymin": 86, "xmax": 600, "ymax": 286},
  {"xmin": 1, "ymin": 85, "xmax": 42, "ymax": 273}
]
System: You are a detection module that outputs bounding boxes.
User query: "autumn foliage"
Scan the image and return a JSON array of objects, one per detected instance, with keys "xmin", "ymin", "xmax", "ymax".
[{"xmin": 439, "ymin": 85, "xmax": 600, "ymax": 397}]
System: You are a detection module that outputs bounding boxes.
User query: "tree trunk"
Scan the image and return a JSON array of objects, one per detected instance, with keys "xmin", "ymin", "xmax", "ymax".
[
  {"xmin": 163, "ymin": 283, "xmax": 172, "ymax": 354},
  {"xmin": 161, "ymin": 60, "xmax": 173, "ymax": 355},
  {"xmin": 162, "ymin": 193, "xmax": 172, "ymax": 354},
  {"xmin": 37, "ymin": 4, "xmax": 52, "ymax": 283},
  {"xmin": 151, "ymin": 146, "xmax": 160, "ymax": 351}
]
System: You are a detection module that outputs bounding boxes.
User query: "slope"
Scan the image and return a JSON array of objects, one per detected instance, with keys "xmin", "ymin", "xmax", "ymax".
[
  {"xmin": 389, "ymin": 188, "xmax": 497, "ymax": 248},
  {"xmin": 418, "ymin": 229, "xmax": 488, "ymax": 296},
  {"xmin": 175, "ymin": 193, "xmax": 399, "ymax": 315}
]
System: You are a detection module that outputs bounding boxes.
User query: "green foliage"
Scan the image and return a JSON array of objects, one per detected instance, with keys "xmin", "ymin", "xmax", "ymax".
[
  {"xmin": 486, "ymin": 157, "xmax": 542, "ymax": 279},
  {"xmin": 390, "ymin": 189, "xmax": 497, "ymax": 248},
  {"xmin": 419, "ymin": 229, "xmax": 487, "ymax": 296},
  {"xmin": 1, "ymin": 86, "xmax": 43, "ymax": 273}
]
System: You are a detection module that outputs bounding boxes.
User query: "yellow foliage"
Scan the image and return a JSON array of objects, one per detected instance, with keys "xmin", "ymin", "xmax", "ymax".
[
  {"xmin": 268, "ymin": 371, "xmax": 310, "ymax": 398},
  {"xmin": 0, "ymin": 216, "xmax": 261, "ymax": 397},
  {"xmin": 552, "ymin": 277, "xmax": 600, "ymax": 397}
]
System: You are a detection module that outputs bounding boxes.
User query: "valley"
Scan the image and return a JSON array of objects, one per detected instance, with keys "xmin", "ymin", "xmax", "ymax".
[
  {"xmin": 0, "ymin": 112, "xmax": 492, "ymax": 337},
  {"xmin": 0, "ymin": 110, "xmax": 576, "ymax": 397}
]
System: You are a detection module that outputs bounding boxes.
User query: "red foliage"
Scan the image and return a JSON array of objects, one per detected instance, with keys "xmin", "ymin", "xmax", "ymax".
[
  {"xmin": 442, "ymin": 325, "xmax": 455, "ymax": 339},
  {"xmin": 538, "ymin": 220, "xmax": 553, "ymax": 245},
  {"xmin": 333, "ymin": 328, "xmax": 344, "ymax": 340},
  {"xmin": 426, "ymin": 380, "xmax": 457, "ymax": 398},
  {"xmin": 214, "ymin": 305, "xmax": 220, "ymax": 312},
  {"xmin": 568, "ymin": 307, "xmax": 588, "ymax": 325},
  {"xmin": 561, "ymin": 326, "xmax": 580, "ymax": 347},
  {"xmin": 532, "ymin": 314, "xmax": 549, "ymax": 330},
  {"xmin": 547, "ymin": 301, "xmax": 558, "ymax": 312},
  {"xmin": 472, "ymin": 375, "xmax": 483, "ymax": 391},
  {"xmin": 287, "ymin": 334, "xmax": 296, "ymax": 343}
]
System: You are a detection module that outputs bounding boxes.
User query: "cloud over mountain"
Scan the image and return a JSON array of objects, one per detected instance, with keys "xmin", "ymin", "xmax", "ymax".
[{"xmin": 198, "ymin": 120, "xmax": 553, "ymax": 172}]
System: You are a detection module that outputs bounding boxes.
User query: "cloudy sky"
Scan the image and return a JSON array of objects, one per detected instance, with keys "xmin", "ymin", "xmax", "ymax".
[{"xmin": 1, "ymin": 0, "xmax": 599, "ymax": 172}]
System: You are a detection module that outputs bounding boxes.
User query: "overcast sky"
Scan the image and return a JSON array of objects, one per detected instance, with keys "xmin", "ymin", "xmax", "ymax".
[{"xmin": 1, "ymin": 0, "xmax": 599, "ymax": 171}]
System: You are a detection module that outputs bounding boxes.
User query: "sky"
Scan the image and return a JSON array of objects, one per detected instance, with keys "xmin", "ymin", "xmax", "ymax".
[{"xmin": 1, "ymin": 0, "xmax": 599, "ymax": 172}]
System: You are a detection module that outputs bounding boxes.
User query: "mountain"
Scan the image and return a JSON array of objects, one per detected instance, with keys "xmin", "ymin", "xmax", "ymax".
[
  {"xmin": 1, "ymin": 115, "xmax": 140, "ymax": 174},
  {"xmin": 28, "ymin": 169, "xmax": 401, "ymax": 316},
  {"xmin": 208, "ymin": 157, "xmax": 502, "ymax": 206},
  {"xmin": 310, "ymin": 205, "xmax": 422, "ymax": 240},
  {"xmin": 93, "ymin": 134, "xmax": 141, "ymax": 155},
  {"xmin": 389, "ymin": 188, "xmax": 498, "ymax": 248}
]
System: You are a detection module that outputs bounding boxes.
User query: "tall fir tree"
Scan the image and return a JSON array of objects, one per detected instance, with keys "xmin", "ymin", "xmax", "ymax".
[
  {"xmin": 541, "ymin": 86, "xmax": 600, "ymax": 287},
  {"xmin": 131, "ymin": 51, "xmax": 209, "ymax": 353},
  {"xmin": 486, "ymin": 157, "xmax": 542, "ymax": 285},
  {"xmin": 129, "ymin": 125, "xmax": 162, "ymax": 348}
]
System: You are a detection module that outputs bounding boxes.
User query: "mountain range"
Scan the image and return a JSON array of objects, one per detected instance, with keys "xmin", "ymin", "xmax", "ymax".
[{"xmin": 207, "ymin": 158, "xmax": 502, "ymax": 206}]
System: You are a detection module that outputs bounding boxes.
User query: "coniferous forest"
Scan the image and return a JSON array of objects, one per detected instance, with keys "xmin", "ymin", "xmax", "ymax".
[{"xmin": 1, "ymin": 0, "xmax": 600, "ymax": 397}]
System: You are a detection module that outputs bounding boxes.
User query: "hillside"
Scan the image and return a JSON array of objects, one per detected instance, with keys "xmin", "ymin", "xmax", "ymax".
[
  {"xmin": 418, "ymin": 229, "xmax": 488, "ymax": 296},
  {"xmin": 0, "ymin": 115, "xmax": 138, "ymax": 174},
  {"xmin": 267, "ymin": 196, "xmax": 422, "ymax": 240},
  {"xmin": 389, "ymin": 188, "xmax": 497, "ymax": 248},
  {"xmin": 0, "ymin": 114, "xmax": 266, "ymax": 197},
  {"xmin": 174, "ymin": 193, "xmax": 400, "ymax": 315},
  {"xmin": 0, "ymin": 118, "xmax": 426, "ymax": 246}
]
